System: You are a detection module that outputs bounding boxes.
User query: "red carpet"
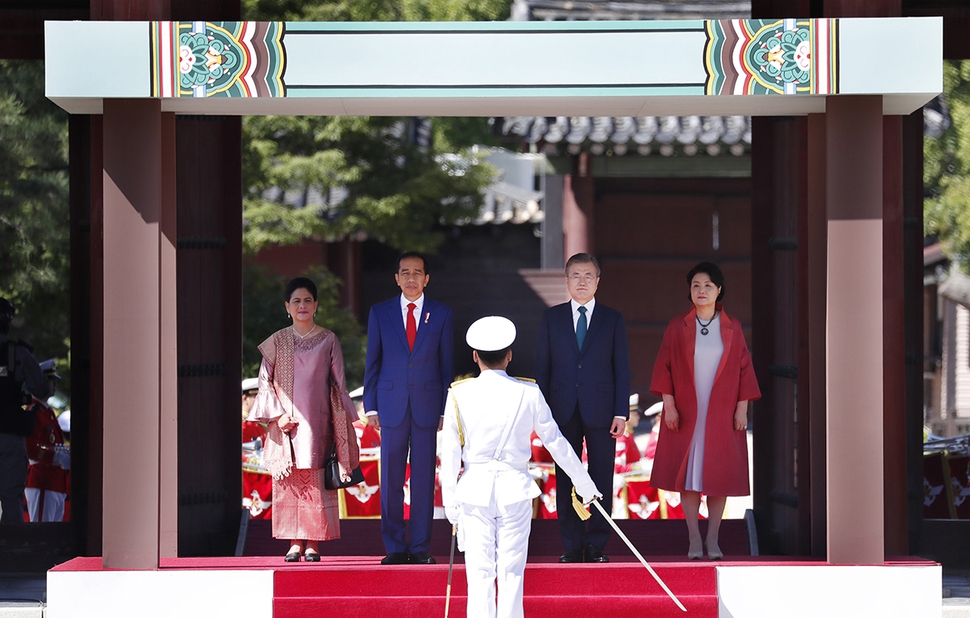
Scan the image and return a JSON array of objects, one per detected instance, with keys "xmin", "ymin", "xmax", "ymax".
[
  {"xmin": 245, "ymin": 518, "xmax": 741, "ymax": 617},
  {"xmin": 273, "ymin": 561, "xmax": 716, "ymax": 617}
]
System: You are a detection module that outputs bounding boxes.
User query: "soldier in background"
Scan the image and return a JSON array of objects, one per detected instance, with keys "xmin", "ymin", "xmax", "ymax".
[
  {"xmin": 25, "ymin": 361, "xmax": 69, "ymax": 522},
  {"xmin": 0, "ymin": 298, "xmax": 53, "ymax": 523}
]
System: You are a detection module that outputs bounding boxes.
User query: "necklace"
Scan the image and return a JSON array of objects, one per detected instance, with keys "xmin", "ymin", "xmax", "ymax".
[
  {"xmin": 293, "ymin": 324, "xmax": 316, "ymax": 339},
  {"xmin": 696, "ymin": 311, "xmax": 717, "ymax": 336}
]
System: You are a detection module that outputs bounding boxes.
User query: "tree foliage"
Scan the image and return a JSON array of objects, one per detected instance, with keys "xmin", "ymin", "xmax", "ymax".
[
  {"xmin": 925, "ymin": 60, "xmax": 970, "ymax": 266},
  {"xmin": 0, "ymin": 60, "xmax": 70, "ymax": 383},
  {"xmin": 242, "ymin": 116, "xmax": 495, "ymax": 254},
  {"xmin": 240, "ymin": 0, "xmax": 509, "ymax": 255}
]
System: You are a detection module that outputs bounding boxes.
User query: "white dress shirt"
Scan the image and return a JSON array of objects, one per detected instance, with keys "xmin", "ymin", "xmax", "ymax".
[
  {"xmin": 570, "ymin": 297, "xmax": 596, "ymax": 332},
  {"xmin": 400, "ymin": 293, "xmax": 425, "ymax": 332}
]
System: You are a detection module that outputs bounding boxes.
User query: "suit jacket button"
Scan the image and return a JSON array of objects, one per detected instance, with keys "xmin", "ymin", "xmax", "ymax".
[
  {"xmin": 408, "ymin": 363, "xmax": 413, "ymax": 368},
  {"xmin": 578, "ymin": 364, "xmax": 582, "ymax": 369}
]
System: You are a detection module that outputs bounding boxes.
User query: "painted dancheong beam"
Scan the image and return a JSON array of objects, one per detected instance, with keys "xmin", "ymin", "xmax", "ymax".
[{"xmin": 45, "ymin": 17, "xmax": 941, "ymax": 117}]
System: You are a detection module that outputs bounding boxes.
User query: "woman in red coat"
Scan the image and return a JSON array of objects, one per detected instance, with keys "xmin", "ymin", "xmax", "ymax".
[{"xmin": 650, "ymin": 262, "xmax": 761, "ymax": 560}]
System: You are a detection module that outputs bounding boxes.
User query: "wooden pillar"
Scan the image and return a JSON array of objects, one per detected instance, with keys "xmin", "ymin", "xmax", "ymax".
[
  {"xmin": 824, "ymin": 95, "xmax": 884, "ymax": 564},
  {"xmin": 882, "ymin": 115, "xmax": 908, "ymax": 556},
  {"xmin": 804, "ymin": 114, "xmax": 828, "ymax": 558},
  {"xmin": 902, "ymin": 111, "xmax": 926, "ymax": 553},
  {"xmin": 101, "ymin": 99, "xmax": 177, "ymax": 568},
  {"xmin": 563, "ymin": 153, "xmax": 595, "ymax": 260}
]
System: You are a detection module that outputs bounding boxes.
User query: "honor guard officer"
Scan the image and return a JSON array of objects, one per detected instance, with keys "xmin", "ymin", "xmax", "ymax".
[{"xmin": 440, "ymin": 317, "xmax": 601, "ymax": 618}]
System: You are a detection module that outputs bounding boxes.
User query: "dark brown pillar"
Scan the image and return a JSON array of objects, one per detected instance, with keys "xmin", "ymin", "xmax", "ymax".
[
  {"xmin": 101, "ymin": 99, "xmax": 177, "ymax": 568},
  {"xmin": 882, "ymin": 115, "xmax": 908, "ymax": 556},
  {"xmin": 804, "ymin": 113, "xmax": 828, "ymax": 558},
  {"xmin": 901, "ymin": 111, "xmax": 925, "ymax": 554},
  {"xmin": 824, "ymin": 96, "xmax": 884, "ymax": 564}
]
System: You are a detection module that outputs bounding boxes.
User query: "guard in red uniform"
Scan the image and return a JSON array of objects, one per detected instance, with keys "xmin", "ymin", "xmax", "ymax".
[
  {"xmin": 241, "ymin": 377, "xmax": 272, "ymax": 518},
  {"xmin": 24, "ymin": 363, "xmax": 69, "ymax": 522}
]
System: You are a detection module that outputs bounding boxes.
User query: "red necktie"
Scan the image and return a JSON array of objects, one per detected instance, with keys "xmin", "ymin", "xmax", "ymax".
[{"xmin": 406, "ymin": 302, "xmax": 417, "ymax": 351}]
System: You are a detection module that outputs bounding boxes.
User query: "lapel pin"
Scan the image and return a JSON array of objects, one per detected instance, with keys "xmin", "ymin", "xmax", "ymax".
[{"xmin": 424, "ymin": 312, "xmax": 430, "ymax": 324}]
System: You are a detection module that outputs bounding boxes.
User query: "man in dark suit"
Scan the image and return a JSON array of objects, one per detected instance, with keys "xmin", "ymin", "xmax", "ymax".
[
  {"xmin": 535, "ymin": 253, "xmax": 631, "ymax": 563},
  {"xmin": 364, "ymin": 252, "xmax": 454, "ymax": 565}
]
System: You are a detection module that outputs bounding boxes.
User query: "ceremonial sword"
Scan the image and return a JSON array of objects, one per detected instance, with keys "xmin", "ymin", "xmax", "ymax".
[
  {"xmin": 575, "ymin": 494, "xmax": 687, "ymax": 612},
  {"xmin": 445, "ymin": 523, "xmax": 457, "ymax": 618}
]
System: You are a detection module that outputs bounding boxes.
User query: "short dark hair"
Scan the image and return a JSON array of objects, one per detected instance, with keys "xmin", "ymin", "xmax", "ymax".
[
  {"xmin": 397, "ymin": 252, "xmax": 428, "ymax": 275},
  {"xmin": 285, "ymin": 277, "xmax": 318, "ymax": 303},
  {"xmin": 476, "ymin": 347, "xmax": 511, "ymax": 368},
  {"xmin": 686, "ymin": 262, "xmax": 725, "ymax": 302},
  {"xmin": 565, "ymin": 253, "xmax": 601, "ymax": 277}
]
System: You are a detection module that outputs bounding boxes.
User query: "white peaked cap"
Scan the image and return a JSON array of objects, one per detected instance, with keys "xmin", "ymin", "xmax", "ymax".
[
  {"xmin": 58, "ymin": 409, "xmax": 71, "ymax": 433},
  {"xmin": 241, "ymin": 377, "xmax": 259, "ymax": 393},
  {"xmin": 466, "ymin": 316, "xmax": 516, "ymax": 352},
  {"xmin": 629, "ymin": 393, "xmax": 639, "ymax": 408}
]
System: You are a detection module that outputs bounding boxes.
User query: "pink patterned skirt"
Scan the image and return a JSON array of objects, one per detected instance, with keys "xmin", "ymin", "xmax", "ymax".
[{"xmin": 272, "ymin": 468, "xmax": 341, "ymax": 542}]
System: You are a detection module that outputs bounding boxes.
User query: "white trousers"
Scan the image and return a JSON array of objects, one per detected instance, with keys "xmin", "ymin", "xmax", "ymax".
[
  {"xmin": 24, "ymin": 488, "xmax": 66, "ymax": 522},
  {"xmin": 460, "ymin": 499, "xmax": 533, "ymax": 618}
]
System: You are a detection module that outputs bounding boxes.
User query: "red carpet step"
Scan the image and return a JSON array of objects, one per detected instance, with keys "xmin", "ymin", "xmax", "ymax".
[{"xmin": 273, "ymin": 561, "xmax": 716, "ymax": 618}]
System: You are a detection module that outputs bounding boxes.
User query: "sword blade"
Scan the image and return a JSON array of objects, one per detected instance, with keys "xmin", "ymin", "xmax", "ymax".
[
  {"xmin": 445, "ymin": 523, "xmax": 457, "ymax": 618},
  {"xmin": 589, "ymin": 499, "xmax": 687, "ymax": 612}
]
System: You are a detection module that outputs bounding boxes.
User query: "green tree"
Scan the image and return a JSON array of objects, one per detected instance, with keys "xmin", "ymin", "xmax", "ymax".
[
  {"xmin": 240, "ymin": 0, "xmax": 508, "ymax": 255},
  {"xmin": 0, "ymin": 60, "xmax": 70, "ymax": 385},
  {"xmin": 242, "ymin": 115, "xmax": 495, "ymax": 254},
  {"xmin": 926, "ymin": 60, "xmax": 970, "ymax": 266}
]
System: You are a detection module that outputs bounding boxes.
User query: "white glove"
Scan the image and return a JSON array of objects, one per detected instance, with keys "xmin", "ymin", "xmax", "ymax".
[
  {"xmin": 53, "ymin": 450, "xmax": 71, "ymax": 470},
  {"xmin": 445, "ymin": 503, "xmax": 461, "ymax": 525},
  {"xmin": 577, "ymin": 483, "xmax": 602, "ymax": 505}
]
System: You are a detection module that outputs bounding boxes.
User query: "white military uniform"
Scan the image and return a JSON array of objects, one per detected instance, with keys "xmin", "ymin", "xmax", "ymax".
[{"xmin": 441, "ymin": 369, "xmax": 599, "ymax": 618}]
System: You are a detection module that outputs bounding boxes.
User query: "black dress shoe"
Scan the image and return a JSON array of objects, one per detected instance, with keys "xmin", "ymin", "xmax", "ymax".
[
  {"xmin": 559, "ymin": 550, "xmax": 583, "ymax": 563},
  {"xmin": 381, "ymin": 552, "xmax": 409, "ymax": 565},
  {"xmin": 284, "ymin": 551, "xmax": 301, "ymax": 563},
  {"xmin": 409, "ymin": 551, "xmax": 436, "ymax": 564},
  {"xmin": 584, "ymin": 544, "xmax": 610, "ymax": 563},
  {"xmin": 303, "ymin": 550, "xmax": 321, "ymax": 562}
]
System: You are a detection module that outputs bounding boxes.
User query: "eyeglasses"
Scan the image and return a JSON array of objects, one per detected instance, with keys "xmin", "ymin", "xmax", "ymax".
[{"xmin": 568, "ymin": 274, "xmax": 597, "ymax": 283}]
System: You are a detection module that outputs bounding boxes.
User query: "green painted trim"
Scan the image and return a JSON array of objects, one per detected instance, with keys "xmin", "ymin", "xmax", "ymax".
[
  {"xmin": 286, "ymin": 86, "xmax": 707, "ymax": 98},
  {"xmin": 283, "ymin": 20, "xmax": 706, "ymax": 33}
]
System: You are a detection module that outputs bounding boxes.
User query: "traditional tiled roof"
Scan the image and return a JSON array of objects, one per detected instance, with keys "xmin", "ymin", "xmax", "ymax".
[{"xmin": 499, "ymin": 115, "xmax": 752, "ymax": 157}]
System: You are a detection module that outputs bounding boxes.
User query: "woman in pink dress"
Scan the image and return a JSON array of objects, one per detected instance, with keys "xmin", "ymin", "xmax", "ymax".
[{"xmin": 249, "ymin": 277, "xmax": 359, "ymax": 562}]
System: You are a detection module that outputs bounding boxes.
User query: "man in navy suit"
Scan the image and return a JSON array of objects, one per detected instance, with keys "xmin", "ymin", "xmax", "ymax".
[
  {"xmin": 364, "ymin": 252, "xmax": 454, "ymax": 565},
  {"xmin": 535, "ymin": 253, "xmax": 631, "ymax": 563}
]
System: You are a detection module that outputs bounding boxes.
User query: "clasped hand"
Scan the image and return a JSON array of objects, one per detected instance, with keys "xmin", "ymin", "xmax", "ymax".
[{"xmin": 278, "ymin": 414, "xmax": 298, "ymax": 433}]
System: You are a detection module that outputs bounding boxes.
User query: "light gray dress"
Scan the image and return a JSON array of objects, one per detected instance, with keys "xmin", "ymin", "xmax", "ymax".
[{"xmin": 684, "ymin": 313, "xmax": 724, "ymax": 492}]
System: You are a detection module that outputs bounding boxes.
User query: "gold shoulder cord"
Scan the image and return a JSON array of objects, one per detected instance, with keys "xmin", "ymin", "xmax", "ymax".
[
  {"xmin": 514, "ymin": 376, "xmax": 536, "ymax": 383},
  {"xmin": 451, "ymin": 389, "xmax": 465, "ymax": 447},
  {"xmin": 449, "ymin": 377, "xmax": 472, "ymax": 448}
]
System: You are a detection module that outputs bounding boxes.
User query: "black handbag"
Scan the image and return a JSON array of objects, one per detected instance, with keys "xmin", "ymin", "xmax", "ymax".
[
  {"xmin": 324, "ymin": 445, "xmax": 365, "ymax": 489},
  {"xmin": 324, "ymin": 374, "xmax": 364, "ymax": 489}
]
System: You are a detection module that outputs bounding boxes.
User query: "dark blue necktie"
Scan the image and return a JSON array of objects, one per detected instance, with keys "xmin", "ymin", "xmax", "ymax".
[{"xmin": 577, "ymin": 306, "xmax": 588, "ymax": 350}]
